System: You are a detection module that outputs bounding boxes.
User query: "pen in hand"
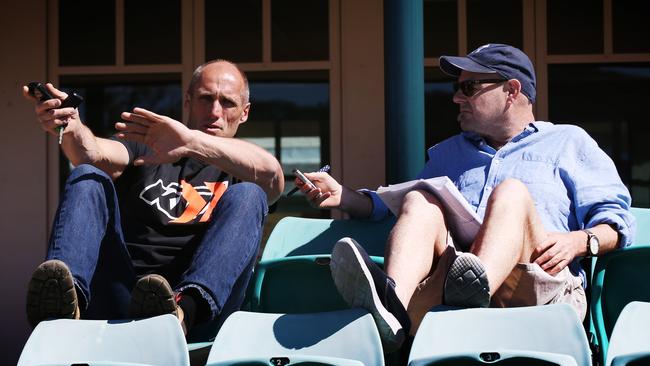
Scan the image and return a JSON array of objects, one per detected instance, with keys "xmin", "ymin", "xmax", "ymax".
[{"xmin": 287, "ymin": 164, "xmax": 331, "ymax": 197}]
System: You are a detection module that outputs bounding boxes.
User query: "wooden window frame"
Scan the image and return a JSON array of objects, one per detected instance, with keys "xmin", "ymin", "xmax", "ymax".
[
  {"xmin": 423, "ymin": 0, "xmax": 650, "ymax": 119},
  {"xmin": 46, "ymin": 0, "xmax": 342, "ymax": 222}
]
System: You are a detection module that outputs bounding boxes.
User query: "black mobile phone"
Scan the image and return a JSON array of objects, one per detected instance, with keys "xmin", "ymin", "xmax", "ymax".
[
  {"xmin": 60, "ymin": 92, "xmax": 84, "ymax": 108},
  {"xmin": 27, "ymin": 82, "xmax": 84, "ymax": 108},
  {"xmin": 27, "ymin": 82, "xmax": 54, "ymax": 101}
]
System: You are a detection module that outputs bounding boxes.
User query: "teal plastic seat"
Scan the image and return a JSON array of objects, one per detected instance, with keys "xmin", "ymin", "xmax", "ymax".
[
  {"xmin": 205, "ymin": 309, "xmax": 384, "ymax": 366},
  {"xmin": 630, "ymin": 207, "xmax": 650, "ymax": 244},
  {"xmin": 248, "ymin": 216, "xmax": 394, "ymax": 313},
  {"xmin": 186, "ymin": 217, "xmax": 395, "ymax": 356},
  {"xmin": 605, "ymin": 301, "xmax": 650, "ymax": 366},
  {"xmin": 408, "ymin": 304, "xmax": 591, "ymax": 366},
  {"xmin": 591, "ymin": 207, "xmax": 650, "ymax": 366},
  {"xmin": 260, "ymin": 216, "xmax": 395, "ymax": 260},
  {"xmin": 215, "ymin": 217, "xmax": 396, "ymax": 364},
  {"xmin": 194, "ymin": 216, "xmax": 395, "ymax": 364},
  {"xmin": 17, "ymin": 314, "xmax": 190, "ymax": 366}
]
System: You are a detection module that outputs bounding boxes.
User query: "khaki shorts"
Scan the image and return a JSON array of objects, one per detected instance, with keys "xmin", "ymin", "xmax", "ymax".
[{"xmin": 406, "ymin": 241, "xmax": 587, "ymax": 334}]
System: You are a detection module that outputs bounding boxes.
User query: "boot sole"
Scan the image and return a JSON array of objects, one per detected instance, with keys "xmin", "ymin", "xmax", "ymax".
[
  {"xmin": 129, "ymin": 274, "xmax": 178, "ymax": 319},
  {"xmin": 26, "ymin": 259, "xmax": 78, "ymax": 328}
]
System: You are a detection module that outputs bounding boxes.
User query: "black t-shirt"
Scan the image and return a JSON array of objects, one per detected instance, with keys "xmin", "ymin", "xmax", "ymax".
[{"xmin": 114, "ymin": 139, "xmax": 238, "ymax": 270}]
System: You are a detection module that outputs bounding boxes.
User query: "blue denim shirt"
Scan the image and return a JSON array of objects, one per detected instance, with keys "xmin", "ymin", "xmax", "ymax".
[{"xmin": 364, "ymin": 122, "xmax": 636, "ymax": 282}]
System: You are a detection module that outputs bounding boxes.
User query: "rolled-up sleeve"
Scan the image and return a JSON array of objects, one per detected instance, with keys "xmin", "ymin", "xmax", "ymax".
[
  {"xmin": 565, "ymin": 130, "xmax": 636, "ymax": 248},
  {"xmin": 357, "ymin": 189, "xmax": 391, "ymax": 221}
]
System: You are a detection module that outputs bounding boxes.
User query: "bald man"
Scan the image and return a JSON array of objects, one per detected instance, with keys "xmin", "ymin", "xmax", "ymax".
[{"xmin": 24, "ymin": 60, "xmax": 284, "ymax": 333}]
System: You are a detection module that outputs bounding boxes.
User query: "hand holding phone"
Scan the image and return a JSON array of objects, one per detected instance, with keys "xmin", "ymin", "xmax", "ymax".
[
  {"xmin": 287, "ymin": 165, "xmax": 331, "ymax": 197},
  {"xmin": 292, "ymin": 169, "xmax": 316, "ymax": 190},
  {"xmin": 27, "ymin": 82, "xmax": 84, "ymax": 108},
  {"xmin": 27, "ymin": 82, "xmax": 84, "ymax": 144}
]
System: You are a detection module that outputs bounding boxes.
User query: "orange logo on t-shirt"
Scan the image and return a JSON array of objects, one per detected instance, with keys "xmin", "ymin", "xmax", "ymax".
[{"xmin": 139, "ymin": 179, "xmax": 229, "ymax": 224}]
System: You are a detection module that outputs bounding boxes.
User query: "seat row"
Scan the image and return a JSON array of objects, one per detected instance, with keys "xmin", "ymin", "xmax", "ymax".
[{"xmin": 18, "ymin": 208, "xmax": 650, "ymax": 366}]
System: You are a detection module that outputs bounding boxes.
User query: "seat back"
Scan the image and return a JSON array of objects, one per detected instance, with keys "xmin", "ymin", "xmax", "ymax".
[
  {"xmin": 591, "ymin": 207, "xmax": 650, "ymax": 365},
  {"xmin": 605, "ymin": 301, "xmax": 650, "ymax": 366},
  {"xmin": 248, "ymin": 216, "xmax": 394, "ymax": 313},
  {"xmin": 408, "ymin": 304, "xmax": 591, "ymax": 366},
  {"xmin": 260, "ymin": 216, "xmax": 395, "ymax": 260},
  {"xmin": 248, "ymin": 255, "xmax": 381, "ymax": 313},
  {"xmin": 191, "ymin": 217, "xmax": 395, "ymax": 342},
  {"xmin": 18, "ymin": 315, "xmax": 190, "ymax": 366},
  {"xmin": 630, "ymin": 207, "xmax": 650, "ymax": 244},
  {"xmin": 206, "ymin": 309, "xmax": 384, "ymax": 366}
]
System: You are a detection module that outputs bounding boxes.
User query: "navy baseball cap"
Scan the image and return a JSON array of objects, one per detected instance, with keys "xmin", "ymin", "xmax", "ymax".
[{"xmin": 439, "ymin": 44, "xmax": 537, "ymax": 103}]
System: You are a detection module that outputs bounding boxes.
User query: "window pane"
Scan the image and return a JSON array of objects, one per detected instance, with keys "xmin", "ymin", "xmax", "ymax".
[
  {"xmin": 205, "ymin": 0, "xmax": 262, "ymax": 63},
  {"xmin": 59, "ymin": 0, "xmax": 115, "ymax": 66},
  {"xmin": 548, "ymin": 64, "xmax": 650, "ymax": 207},
  {"xmin": 467, "ymin": 0, "xmax": 522, "ymax": 51},
  {"xmin": 243, "ymin": 78, "xmax": 329, "ymax": 175},
  {"xmin": 424, "ymin": 68, "xmax": 459, "ymax": 151},
  {"xmin": 239, "ymin": 73, "xmax": 329, "ymax": 222},
  {"xmin": 423, "ymin": 0, "xmax": 458, "ymax": 58},
  {"xmin": 59, "ymin": 75, "xmax": 182, "ymax": 186},
  {"xmin": 125, "ymin": 0, "xmax": 181, "ymax": 64},
  {"xmin": 547, "ymin": 0, "xmax": 603, "ymax": 55},
  {"xmin": 272, "ymin": 0, "xmax": 329, "ymax": 61},
  {"xmin": 613, "ymin": 0, "xmax": 650, "ymax": 53}
]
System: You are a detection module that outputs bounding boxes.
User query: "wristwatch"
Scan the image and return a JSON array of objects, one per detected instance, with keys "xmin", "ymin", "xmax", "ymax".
[{"xmin": 583, "ymin": 229, "xmax": 600, "ymax": 257}]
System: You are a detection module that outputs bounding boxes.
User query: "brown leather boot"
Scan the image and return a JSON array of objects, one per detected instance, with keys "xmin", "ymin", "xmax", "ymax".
[{"xmin": 26, "ymin": 259, "xmax": 80, "ymax": 328}]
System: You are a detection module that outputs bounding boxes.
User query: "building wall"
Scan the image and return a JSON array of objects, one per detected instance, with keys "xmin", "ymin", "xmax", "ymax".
[
  {"xmin": 0, "ymin": 1, "xmax": 49, "ymax": 363},
  {"xmin": 339, "ymin": 0, "xmax": 385, "ymax": 192}
]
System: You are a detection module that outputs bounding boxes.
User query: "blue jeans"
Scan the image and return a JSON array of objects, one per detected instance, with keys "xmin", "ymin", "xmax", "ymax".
[{"xmin": 46, "ymin": 164, "xmax": 267, "ymax": 324}]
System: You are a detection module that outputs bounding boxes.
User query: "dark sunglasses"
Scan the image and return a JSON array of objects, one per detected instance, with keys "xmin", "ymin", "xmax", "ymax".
[{"xmin": 454, "ymin": 79, "xmax": 506, "ymax": 97}]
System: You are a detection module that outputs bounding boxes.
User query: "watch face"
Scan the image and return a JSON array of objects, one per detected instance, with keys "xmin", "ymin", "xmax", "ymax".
[{"xmin": 589, "ymin": 236, "xmax": 599, "ymax": 256}]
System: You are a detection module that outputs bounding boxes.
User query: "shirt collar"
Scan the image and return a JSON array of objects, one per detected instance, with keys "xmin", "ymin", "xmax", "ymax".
[{"xmin": 461, "ymin": 121, "xmax": 546, "ymax": 148}]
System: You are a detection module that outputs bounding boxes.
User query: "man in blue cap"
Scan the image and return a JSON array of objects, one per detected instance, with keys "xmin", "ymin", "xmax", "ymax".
[{"xmin": 295, "ymin": 44, "xmax": 636, "ymax": 352}]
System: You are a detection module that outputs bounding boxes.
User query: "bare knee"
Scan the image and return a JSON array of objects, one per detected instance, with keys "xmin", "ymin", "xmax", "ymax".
[
  {"xmin": 400, "ymin": 189, "xmax": 445, "ymax": 220},
  {"xmin": 489, "ymin": 179, "xmax": 533, "ymax": 206}
]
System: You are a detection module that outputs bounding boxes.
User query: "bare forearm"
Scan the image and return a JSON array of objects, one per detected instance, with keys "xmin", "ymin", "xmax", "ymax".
[
  {"xmin": 339, "ymin": 186, "xmax": 374, "ymax": 219},
  {"xmin": 582, "ymin": 223, "xmax": 620, "ymax": 256},
  {"xmin": 61, "ymin": 124, "xmax": 129, "ymax": 179},
  {"xmin": 61, "ymin": 123, "xmax": 102, "ymax": 165},
  {"xmin": 187, "ymin": 131, "xmax": 285, "ymax": 203},
  {"xmin": 564, "ymin": 223, "xmax": 620, "ymax": 259}
]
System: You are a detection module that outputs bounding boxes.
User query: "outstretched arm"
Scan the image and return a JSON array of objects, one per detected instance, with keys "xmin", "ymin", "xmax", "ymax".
[
  {"xmin": 116, "ymin": 107, "xmax": 284, "ymax": 204},
  {"xmin": 22, "ymin": 83, "xmax": 129, "ymax": 179}
]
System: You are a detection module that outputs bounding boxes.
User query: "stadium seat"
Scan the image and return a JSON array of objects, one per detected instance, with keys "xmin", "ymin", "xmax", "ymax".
[
  {"xmin": 591, "ymin": 207, "xmax": 650, "ymax": 366},
  {"xmin": 605, "ymin": 301, "xmax": 650, "ymax": 366},
  {"xmin": 188, "ymin": 216, "xmax": 393, "ymax": 359},
  {"xmin": 247, "ymin": 216, "xmax": 394, "ymax": 313},
  {"xmin": 205, "ymin": 309, "xmax": 384, "ymax": 366},
  {"xmin": 408, "ymin": 304, "xmax": 591, "ymax": 366},
  {"xmin": 17, "ymin": 314, "xmax": 189, "ymax": 366},
  {"xmin": 260, "ymin": 216, "xmax": 394, "ymax": 260}
]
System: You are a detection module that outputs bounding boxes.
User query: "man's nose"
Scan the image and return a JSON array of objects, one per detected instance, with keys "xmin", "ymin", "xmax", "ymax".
[
  {"xmin": 452, "ymin": 88, "xmax": 466, "ymax": 104},
  {"xmin": 210, "ymin": 100, "xmax": 223, "ymax": 117}
]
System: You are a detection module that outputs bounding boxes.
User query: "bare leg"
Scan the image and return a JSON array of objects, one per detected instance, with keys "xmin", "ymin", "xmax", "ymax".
[
  {"xmin": 471, "ymin": 179, "xmax": 547, "ymax": 293},
  {"xmin": 385, "ymin": 189, "xmax": 449, "ymax": 307}
]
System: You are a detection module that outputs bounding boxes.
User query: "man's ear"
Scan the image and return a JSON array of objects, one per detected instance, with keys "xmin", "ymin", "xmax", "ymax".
[
  {"xmin": 506, "ymin": 79, "xmax": 522, "ymax": 99},
  {"xmin": 239, "ymin": 103, "xmax": 251, "ymax": 125}
]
